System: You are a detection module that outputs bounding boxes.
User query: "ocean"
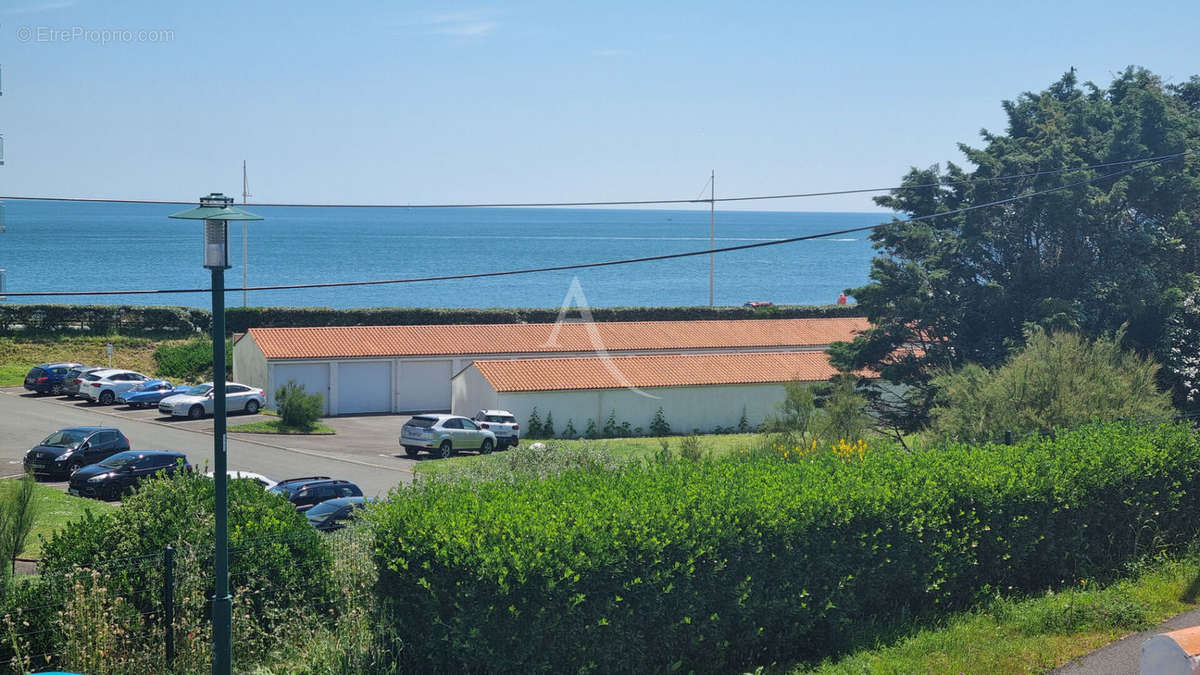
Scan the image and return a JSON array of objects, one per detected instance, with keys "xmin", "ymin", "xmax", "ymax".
[{"xmin": 0, "ymin": 200, "xmax": 881, "ymax": 309}]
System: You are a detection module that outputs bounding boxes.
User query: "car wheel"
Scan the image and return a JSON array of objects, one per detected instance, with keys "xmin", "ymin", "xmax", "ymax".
[
  {"xmin": 403, "ymin": 446, "xmax": 420, "ymax": 458},
  {"xmin": 245, "ymin": 399, "xmax": 260, "ymax": 414},
  {"xmin": 51, "ymin": 384, "xmax": 64, "ymax": 396},
  {"xmin": 438, "ymin": 440, "xmax": 454, "ymax": 459},
  {"xmin": 188, "ymin": 405, "xmax": 205, "ymax": 420},
  {"xmin": 99, "ymin": 390, "xmax": 115, "ymax": 406},
  {"xmin": 480, "ymin": 438, "xmax": 494, "ymax": 455}
]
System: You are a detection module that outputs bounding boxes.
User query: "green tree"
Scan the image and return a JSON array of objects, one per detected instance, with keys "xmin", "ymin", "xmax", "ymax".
[
  {"xmin": 814, "ymin": 375, "xmax": 870, "ymax": 442},
  {"xmin": 830, "ymin": 68, "xmax": 1200, "ymax": 426},
  {"xmin": 275, "ymin": 380, "xmax": 324, "ymax": 430},
  {"xmin": 0, "ymin": 474, "xmax": 38, "ymax": 581},
  {"xmin": 931, "ymin": 327, "xmax": 1172, "ymax": 443}
]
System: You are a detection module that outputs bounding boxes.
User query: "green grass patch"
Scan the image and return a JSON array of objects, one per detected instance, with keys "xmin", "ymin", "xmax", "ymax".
[
  {"xmin": 413, "ymin": 432, "xmax": 759, "ymax": 477},
  {"xmin": 0, "ymin": 335, "xmax": 190, "ymax": 386},
  {"xmin": 21, "ymin": 482, "xmax": 116, "ymax": 559},
  {"xmin": 228, "ymin": 419, "xmax": 335, "ymax": 435},
  {"xmin": 790, "ymin": 552, "xmax": 1200, "ymax": 674}
]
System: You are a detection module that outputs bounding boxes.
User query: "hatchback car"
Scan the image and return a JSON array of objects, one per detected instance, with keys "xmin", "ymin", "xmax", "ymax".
[
  {"xmin": 118, "ymin": 379, "xmax": 189, "ymax": 408},
  {"xmin": 400, "ymin": 414, "xmax": 497, "ymax": 459},
  {"xmin": 23, "ymin": 362, "xmax": 84, "ymax": 395},
  {"xmin": 305, "ymin": 496, "xmax": 369, "ymax": 532},
  {"xmin": 268, "ymin": 477, "xmax": 363, "ymax": 512},
  {"xmin": 68, "ymin": 450, "xmax": 191, "ymax": 500},
  {"xmin": 24, "ymin": 426, "xmax": 131, "ymax": 479},
  {"xmin": 471, "ymin": 409, "xmax": 520, "ymax": 449},
  {"xmin": 78, "ymin": 369, "xmax": 149, "ymax": 405},
  {"xmin": 158, "ymin": 382, "xmax": 265, "ymax": 419},
  {"xmin": 204, "ymin": 470, "xmax": 277, "ymax": 490},
  {"xmin": 63, "ymin": 366, "xmax": 105, "ymax": 399}
]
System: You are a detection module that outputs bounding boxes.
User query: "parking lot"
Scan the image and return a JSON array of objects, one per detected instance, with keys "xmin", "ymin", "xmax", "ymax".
[{"xmin": 0, "ymin": 387, "xmax": 447, "ymax": 498}]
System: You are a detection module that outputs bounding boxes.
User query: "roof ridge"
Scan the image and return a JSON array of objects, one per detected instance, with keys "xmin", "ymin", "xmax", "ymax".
[{"xmin": 247, "ymin": 316, "xmax": 867, "ymax": 333}]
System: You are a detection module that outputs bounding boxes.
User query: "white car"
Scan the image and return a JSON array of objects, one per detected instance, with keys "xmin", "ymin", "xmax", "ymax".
[
  {"xmin": 471, "ymin": 409, "xmax": 520, "ymax": 449},
  {"xmin": 205, "ymin": 470, "xmax": 277, "ymax": 490},
  {"xmin": 400, "ymin": 414, "xmax": 497, "ymax": 459},
  {"xmin": 158, "ymin": 382, "xmax": 266, "ymax": 419},
  {"xmin": 78, "ymin": 369, "xmax": 149, "ymax": 405}
]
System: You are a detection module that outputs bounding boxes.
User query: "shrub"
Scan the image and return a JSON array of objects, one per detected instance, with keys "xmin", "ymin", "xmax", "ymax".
[
  {"xmin": 543, "ymin": 412, "xmax": 556, "ymax": 439},
  {"xmin": 421, "ymin": 441, "xmax": 630, "ymax": 486},
  {"xmin": 0, "ymin": 475, "xmax": 38, "ymax": 582},
  {"xmin": 276, "ymin": 380, "xmax": 324, "ymax": 429},
  {"xmin": 649, "ymin": 407, "xmax": 671, "ymax": 436},
  {"xmin": 583, "ymin": 418, "xmax": 598, "ymax": 439},
  {"xmin": 526, "ymin": 407, "xmax": 544, "ymax": 439},
  {"xmin": 737, "ymin": 406, "xmax": 751, "ymax": 433},
  {"xmin": 932, "ymin": 327, "xmax": 1173, "ymax": 443},
  {"xmin": 678, "ymin": 434, "xmax": 705, "ymax": 461},
  {"xmin": 372, "ymin": 423, "xmax": 1200, "ymax": 673},
  {"xmin": 562, "ymin": 419, "xmax": 578, "ymax": 439},
  {"xmin": 152, "ymin": 338, "xmax": 232, "ymax": 381}
]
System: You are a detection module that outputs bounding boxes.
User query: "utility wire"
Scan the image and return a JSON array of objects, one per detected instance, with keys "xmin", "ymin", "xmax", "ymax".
[
  {"xmin": 1, "ymin": 156, "xmax": 1171, "ymax": 299},
  {"xmin": 0, "ymin": 151, "xmax": 1189, "ymax": 209}
]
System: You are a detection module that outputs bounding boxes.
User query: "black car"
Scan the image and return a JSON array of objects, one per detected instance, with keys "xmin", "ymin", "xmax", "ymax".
[
  {"xmin": 68, "ymin": 450, "xmax": 190, "ymax": 500},
  {"xmin": 63, "ymin": 366, "xmax": 104, "ymax": 399},
  {"xmin": 305, "ymin": 497, "xmax": 370, "ymax": 532},
  {"xmin": 24, "ymin": 426, "xmax": 131, "ymax": 479},
  {"xmin": 268, "ymin": 477, "xmax": 363, "ymax": 512},
  {"xmin": 23, "ymin": 362, "xmax": 84, "ymax": 395}
]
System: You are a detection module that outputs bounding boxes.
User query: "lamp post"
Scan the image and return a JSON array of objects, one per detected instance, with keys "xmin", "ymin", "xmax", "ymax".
[{"xmin": 169, "ymin": 193, "xmax": 261, "ymax": 675}]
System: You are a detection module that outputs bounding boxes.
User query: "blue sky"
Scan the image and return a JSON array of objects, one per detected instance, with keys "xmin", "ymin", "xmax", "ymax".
[{"xmin": 1, "ymin": 1, "xmax": 1197, "ymax": 211}]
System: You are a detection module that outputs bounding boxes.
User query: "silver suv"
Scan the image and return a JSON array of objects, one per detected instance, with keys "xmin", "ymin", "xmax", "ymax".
[
  {"xmin": 400, "ymin": 414, "xmax": 497, "ymax": 459},
  {"xmin": 471, "ymin": 409, "xmax": 520, "ymax": 449}
]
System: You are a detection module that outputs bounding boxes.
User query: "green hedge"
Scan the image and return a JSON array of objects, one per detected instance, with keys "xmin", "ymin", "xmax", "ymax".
[
  {"xmin": 0, "ymin": 303, "xmax": 861, "ymax": 336},
  {"xmin": 371, "ymin": 423, "xmax": 1200, "ymax": 673}
]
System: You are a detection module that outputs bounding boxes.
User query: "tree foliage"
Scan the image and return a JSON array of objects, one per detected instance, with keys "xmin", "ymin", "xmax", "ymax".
[
  {"xmin": 931, "ymin": 328, "xmax": 1172, "ymax": 443},
  {"xmin": 830, "ymin": 67, "xmax": 1200, "ymax": 423},
  {"xmin": 275, "ymin": 379, "xmax": 324, "ymax": 429}
]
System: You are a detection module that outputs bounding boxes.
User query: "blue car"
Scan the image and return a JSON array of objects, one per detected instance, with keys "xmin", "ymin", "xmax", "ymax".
[
  {"xmin": 118, "ymin": 379, "xmax": 189, "ymax": 408},
  {"xmin": 24, "ymin": 362, "xmax": 84, "ymax": 395}
]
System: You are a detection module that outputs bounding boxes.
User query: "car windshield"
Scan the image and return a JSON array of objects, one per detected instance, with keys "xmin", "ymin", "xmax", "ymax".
[
  {"xmin": 268, "ymin": 484, "xmax": 297, "ymax": 497},
  {"xmin": 482, "ymin": 414, "xmax": 515, "ymax": 423},
  {"xmin": 305, "ymin": 501, "xmax": 344, "ymax": 522},
  {"xmin": 406, "ymin": 417, "xmax": 437, "ymax": 429},
  {"xmin": 185, "ymin": 384, "xmax": 213, "ymax": 396},
  {"xmin": 40, "ymin": 430, "xmax": 87, "ymax": 447},
  {"xmin": 98, "ymin": 453, "xmax": 139, "ymax": 469}
]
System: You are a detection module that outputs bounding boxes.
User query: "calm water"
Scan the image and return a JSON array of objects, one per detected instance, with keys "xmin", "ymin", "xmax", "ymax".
[{"xmin": 0, "ymin": 200, "xmax": 881, "ymax": 309}]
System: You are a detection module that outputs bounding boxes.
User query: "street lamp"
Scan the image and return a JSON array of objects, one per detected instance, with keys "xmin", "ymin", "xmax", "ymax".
[{"xmin": 169, "ymin": 193, "xmax": 261, "ymax": 675}]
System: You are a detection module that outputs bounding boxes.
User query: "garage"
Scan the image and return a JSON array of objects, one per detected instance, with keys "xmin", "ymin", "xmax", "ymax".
[
  {"xmin": 271, "ymin": 363, "xmax": 331, "ymax": 414},
  {"xmin": 395, "ymin": 360, "xmax": 453, "ymax": 412},
  {"xmin": 336, "ymin": 361, "xmax": 392, "ymax": 414}
]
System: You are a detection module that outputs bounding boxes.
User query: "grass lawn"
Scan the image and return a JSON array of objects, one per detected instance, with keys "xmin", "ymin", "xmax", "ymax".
[
  {"xmin": 20, "ymin": 481, "xmax": 116, "ymax": 559},
  {"xmin": 783, "ymin": 553, "xmax": 1200, "ymax": 674},
  {"xmin": 229, "ymin": 419, "xmax": 336, "ymax": 435},
  {"xmin": 0, "ymin": 335, "xmax": 188, "ymax": 386},
  {"xmin": 413, "ymin": 432, "xmax": 761, "ymax": 477}
]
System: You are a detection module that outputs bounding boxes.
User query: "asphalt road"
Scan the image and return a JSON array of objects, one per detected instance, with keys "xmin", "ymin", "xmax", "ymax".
[
  {"xmin": 0, "ymin": 389, "xmax": 413, "ymax": 498},
  {"xmin": 1054, "ymin": 607, "xmax": 1200, "ymax": 674}
]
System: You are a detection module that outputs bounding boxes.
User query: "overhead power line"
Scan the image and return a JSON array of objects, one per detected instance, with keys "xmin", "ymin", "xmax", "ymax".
[
  {"xmin": 1, "ymin": 155, "xmax": 1173, "ymax": 299},
  {"xmin": 0, "ymin": 151, "xmax": 1189, "ymax": 209}
]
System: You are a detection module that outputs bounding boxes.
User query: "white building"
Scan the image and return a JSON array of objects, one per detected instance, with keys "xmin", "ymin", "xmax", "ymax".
[
  {"xmin": 231, "ymin": 317, "xmax": 867, "ymax": 416},
  {"xmin": 451, "ymin": 351, "xmax": 851, "ymax": 434}
]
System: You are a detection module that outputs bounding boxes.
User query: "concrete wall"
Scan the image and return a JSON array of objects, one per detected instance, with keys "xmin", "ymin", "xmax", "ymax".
[
  {"xmin": 490, "ymin": 382, "xmax": 789, "ymax": 435},
  {"xmin": 451, "ymin": 364, "xmax": 500, "ymax": 418},
  {"xmin": 232, "ymin": 335, "xmax": 268, "ymax": 392}
]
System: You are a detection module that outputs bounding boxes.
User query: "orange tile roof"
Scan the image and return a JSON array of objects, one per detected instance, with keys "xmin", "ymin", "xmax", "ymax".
[
  {"xmin": 247, "ymin": 318, "xmax": 868, "ymax": 360},
  {"xmin": 471, "ymin": 351, "xmax": 858, "ymax": 392}
]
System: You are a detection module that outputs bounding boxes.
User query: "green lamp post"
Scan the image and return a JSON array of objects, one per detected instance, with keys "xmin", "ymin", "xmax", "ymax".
[{"xmin": 169, "ymin": 193, "xmax": 262, "ymax": 675}]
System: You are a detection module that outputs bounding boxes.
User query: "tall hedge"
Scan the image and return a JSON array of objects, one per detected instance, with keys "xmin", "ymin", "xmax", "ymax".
[
  {"xmin": 371, "ymin": 423, "xmax": 1200, "ymax": 673},
  {"xmin": 0, "ymin": 303, "xmax": 861, "ymax": 336}
]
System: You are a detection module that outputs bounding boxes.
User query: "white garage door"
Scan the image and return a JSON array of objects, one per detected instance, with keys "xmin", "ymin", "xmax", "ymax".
[
  {"xmin": 272, "ymin": 363, "xmax": 330, "ymax": 414},
  {"xmin": 336, "ymin": 362, "xmax": 392, "ymax": 414},
  {"xmin": 396, "ymin": 360, "xmax": 453, "ymax": 412}
]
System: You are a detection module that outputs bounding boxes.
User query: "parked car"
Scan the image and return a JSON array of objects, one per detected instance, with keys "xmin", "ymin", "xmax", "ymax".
[
  {"xmin": 118, "ymin": 379, "xmax": 189, "ymax": 408},
  {"xmin": 24, "ymin": 426, "xmax": 131, "ymax": 479},
  {"xmin": 204, "ymin": 470, "xmax": 277, "ymax": 490},
  {"xmin": 67, "ymin": 450, "xmax": 191, "ymax": 500},
  {"xmin": 305, "ymin": 496, "xmax": 369, "ymax": 532},
  {"xmin": 23, "ymin": 362, "xmax": 84, "ymax": 395},
  {"xmin": 400, "ymin": 414, "xmax": 497, "ymax": 459},
  {"xmin": 63, "ymin": 366, "xmax": 105, "ymax": 399},
  {"xmin": 471, "ymin": 409, "xmax": 520, "ymax": 449},
  {"xmin": 158, "ymin": 382, "xmax": 265, "ymax": 419},
  {"xmin": 268, "ymin": 477, "xmax": 363, "ymax": 512},
  {"xmin": 78, "ymin": 369, "xmax": 150, "ymax": 405}
]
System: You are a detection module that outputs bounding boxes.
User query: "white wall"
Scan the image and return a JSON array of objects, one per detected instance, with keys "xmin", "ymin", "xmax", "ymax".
[
  {"xmin": 232, "ymin": 335, "xmax": 268, "ymax": 392},
  {"xmin": 494, "ymin": 383, "xmax": 789, "ymax": 435},
  {"xmin": 451, "ymin": 365, "xmax": 500, "ymax": 417}
]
